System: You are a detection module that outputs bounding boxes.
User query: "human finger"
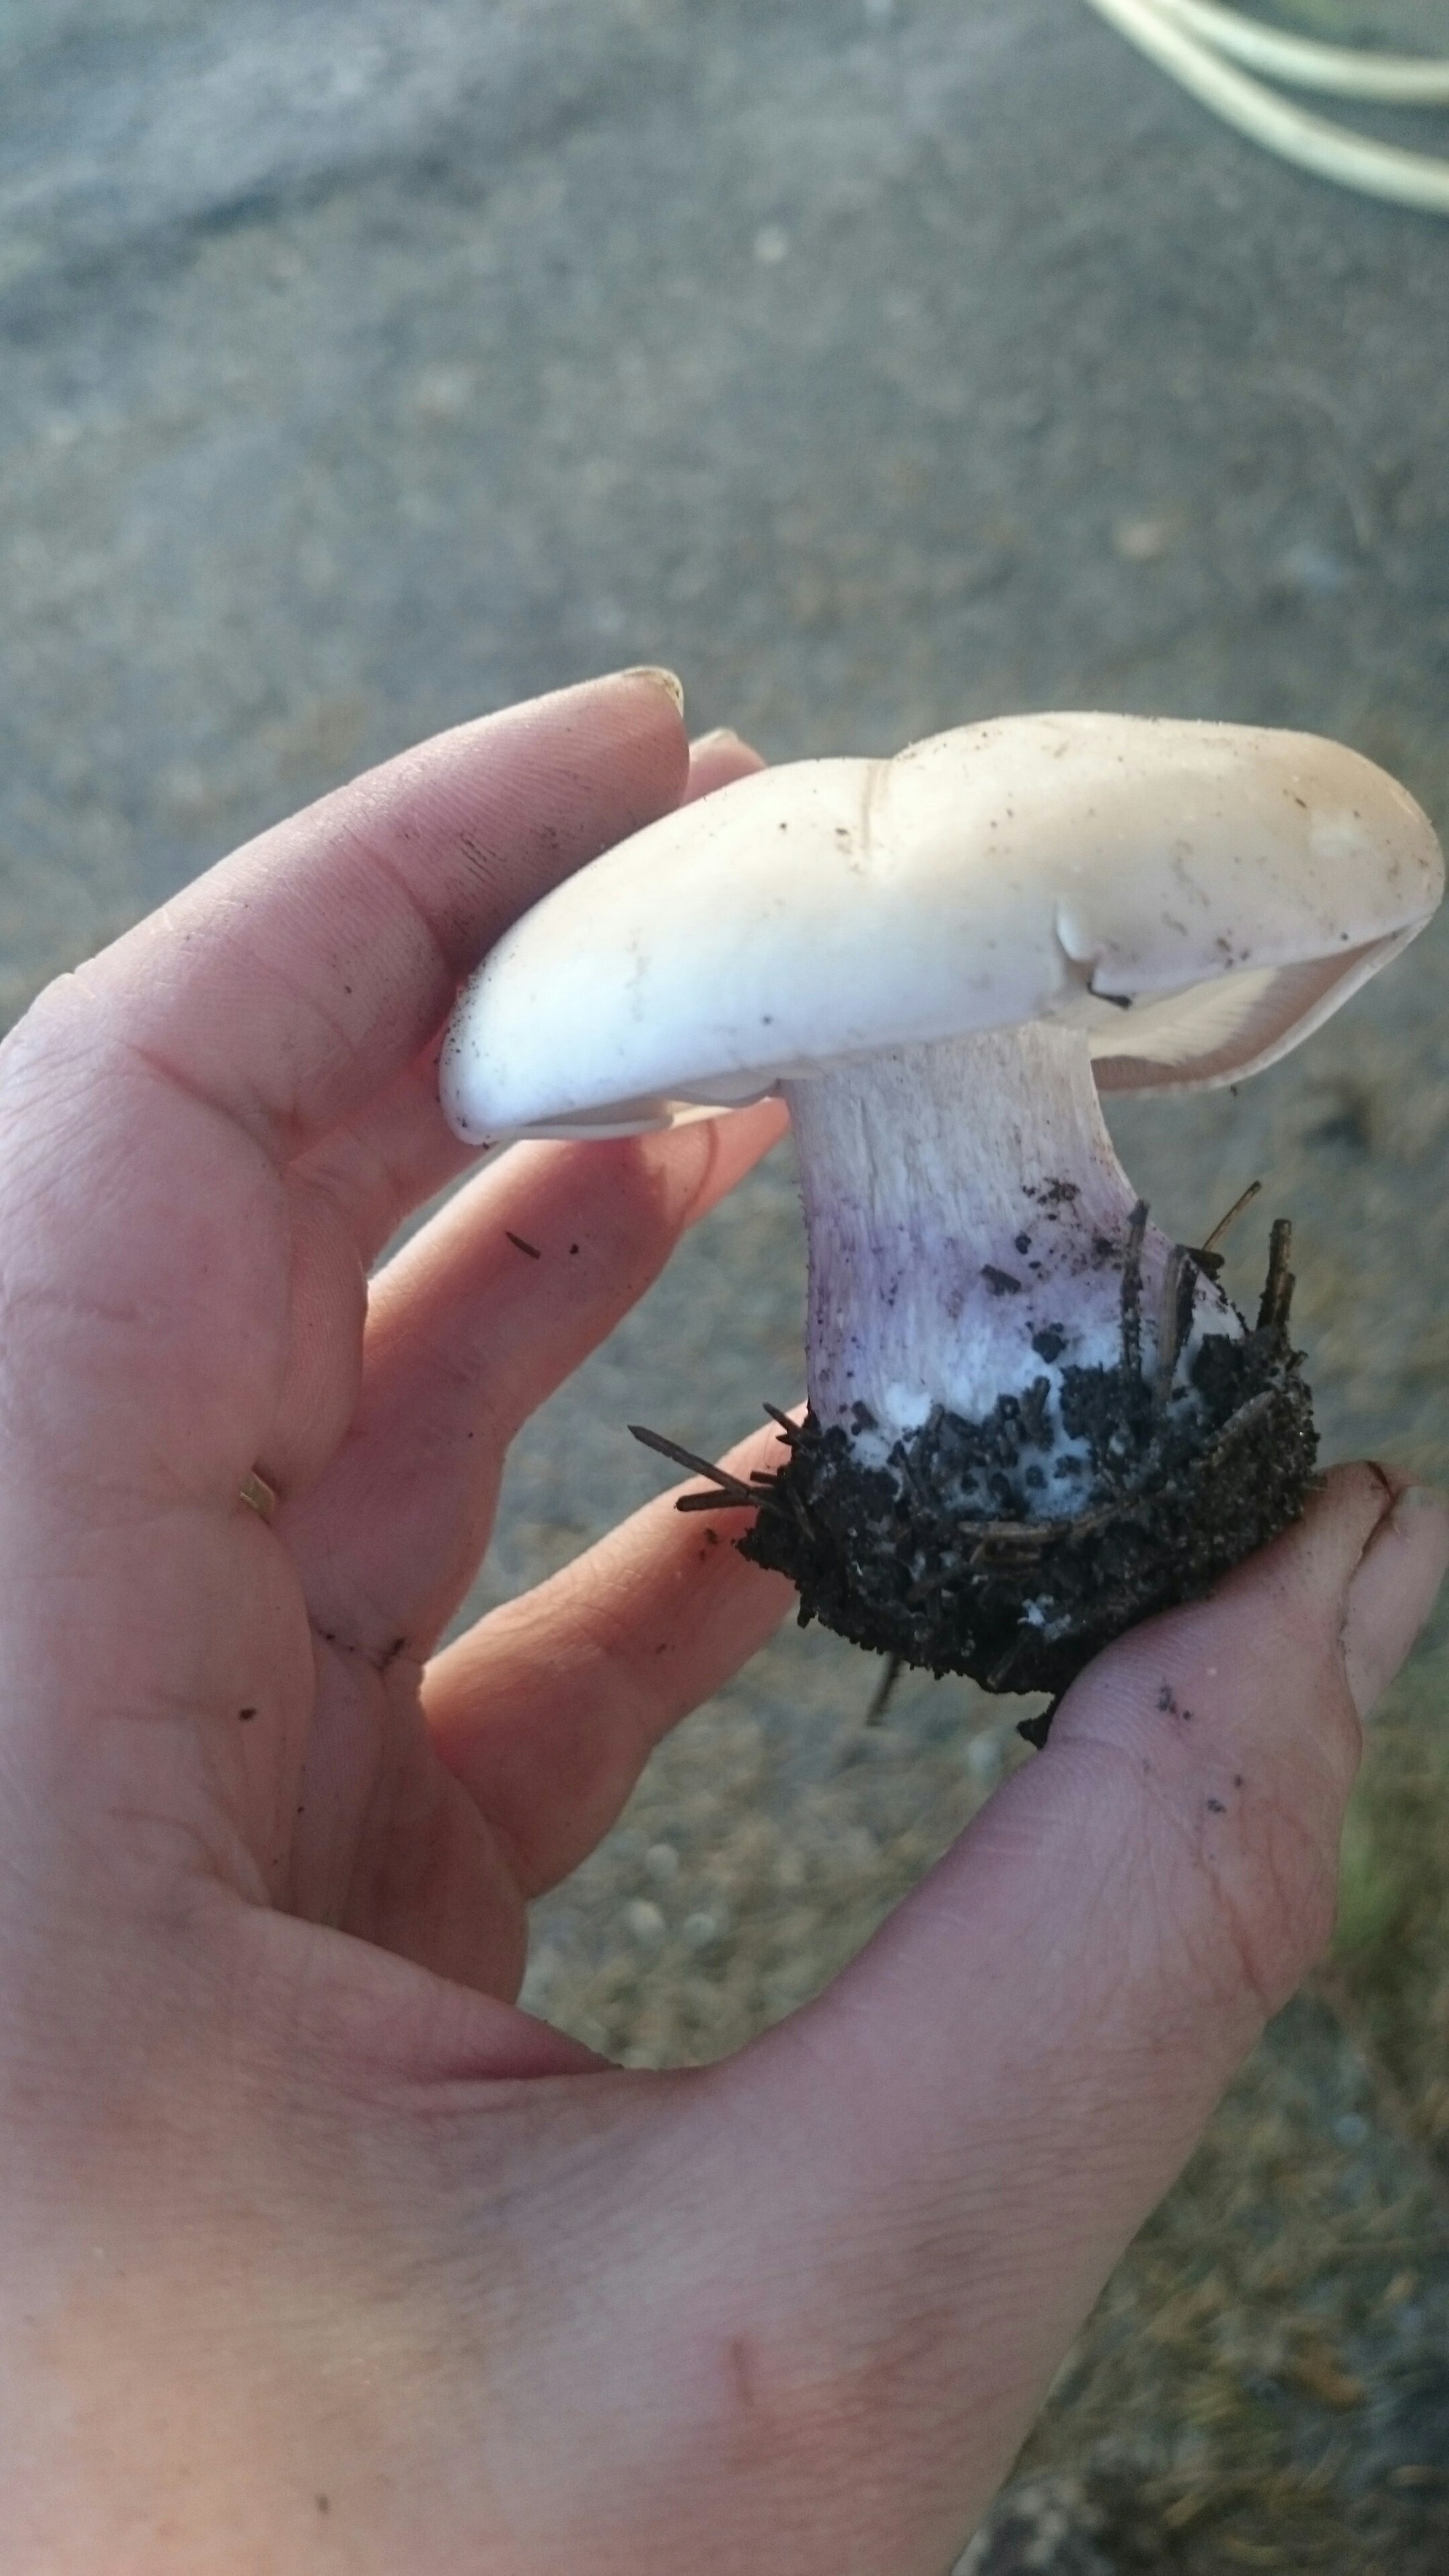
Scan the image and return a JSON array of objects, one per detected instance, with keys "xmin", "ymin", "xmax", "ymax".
[
  {"xmin": 21, "ymin": 670, "xmax": 690, "ymax": 1174},
  {"xmin": 682, "ymin": 724, "xmax": 766, "ymax": 801},
  {"xmin": 1341, "ymin": 1474, "xmax": 1449, "ymax": 1717},
  {"xmin": 0, "ymin": 673, "xmax": 693, "ymax": 1512},
  {"xmin": 281, "ymin": 1100, "xmax": 789, "ymax": 1659},
  {"xmin": 654, "ymin": 1466, "xmax": 1449, "ymax": 2560},
  {"xmin": 423, "ymin": 1420, "xmax": 798, "ymax": 1896},
  {"xmin": 289, "ymin": 725, "xmax": 769, "ymax": 1270}
]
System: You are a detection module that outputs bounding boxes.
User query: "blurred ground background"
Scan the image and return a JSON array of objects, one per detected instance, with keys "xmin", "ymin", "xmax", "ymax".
[{"xmin": 4, "ymin": 0, "xmax": 1449, "ymax": 2563}]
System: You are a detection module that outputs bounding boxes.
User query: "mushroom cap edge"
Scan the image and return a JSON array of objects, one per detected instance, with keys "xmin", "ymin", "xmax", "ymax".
[{"xmin": 440, "ymin": 712, "xmax": 1443, "ymax": 1145}]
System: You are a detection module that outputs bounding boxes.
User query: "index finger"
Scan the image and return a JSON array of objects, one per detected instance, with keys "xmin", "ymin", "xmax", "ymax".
[{"xmin": 35, "ymin": 669, "xmax": 689, "ymax": 1163}]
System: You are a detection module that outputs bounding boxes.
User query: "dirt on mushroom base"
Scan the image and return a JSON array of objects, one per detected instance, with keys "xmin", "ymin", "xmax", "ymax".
[{"xmin": 739, "ymin": 1324, "xmax": 1317, "ymax": 1732}]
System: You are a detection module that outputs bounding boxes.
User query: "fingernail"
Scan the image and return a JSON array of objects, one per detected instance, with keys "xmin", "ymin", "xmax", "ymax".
[
  {"xmin": 1341, "ymin": 1483, "xmax": 1449, "ymax": 1718},
  {"xmin": 690, "ymin": 726, "xmax": 744, "ymax": 752},
  {"xmin": 620, "ymin": 665, "xmax": 685, "ymax": 715}
]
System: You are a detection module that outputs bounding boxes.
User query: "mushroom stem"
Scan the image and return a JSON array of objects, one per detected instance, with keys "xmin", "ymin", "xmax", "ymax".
[
  {"xmin": 744, "ymin": 1018, "xmax": 1315, "ymax": 1699},
  {"xmin": 785, "ymin": 1023, "xmax": 1238, "ymax": 1493}
]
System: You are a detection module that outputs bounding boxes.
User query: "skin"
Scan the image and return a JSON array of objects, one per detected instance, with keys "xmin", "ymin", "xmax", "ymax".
[{"xmin": 0, "ymin": 667, "xmax": 1444, "ymax": 2575}]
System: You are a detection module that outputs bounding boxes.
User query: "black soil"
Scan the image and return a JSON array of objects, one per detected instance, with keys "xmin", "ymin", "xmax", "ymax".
[{"xmin": 739, "ymin": 1322, "xmax": 1317, "ymax": 1733}]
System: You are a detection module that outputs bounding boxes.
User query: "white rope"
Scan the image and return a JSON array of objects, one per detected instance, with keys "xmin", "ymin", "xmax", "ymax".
[{"xmin": 1080, "ymin": 0, "xmax": 1449, "ymax": 212}]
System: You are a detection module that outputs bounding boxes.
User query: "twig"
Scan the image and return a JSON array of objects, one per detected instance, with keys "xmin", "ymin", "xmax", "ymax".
[
  {"xmin": 905, "ymin": 1501, "xmax": 1120, "ymax": 1599},
  {"xmin": 1203, "ymin": 1385, "xmax": 1276, "ymax": 1471},
  {"xmin": 865, "ymin": 1654, "xmax": 904, "ymax": 1725},
  {"xmin": 986, "ymin": 1633, "xmax": 1044, "ymax": 1691},
  {"xmin": 629, "ymin": 1422, "xmax": 762, "ymax": 1506},
  {"xmin": 1153, "ymin": 1243, "xmax": 1193, "ymax": 1407},
  {"xmin": 1257, "ymin": 1217, "xmax": 1295, "ymax": 1332},
  {"xmin": 1199, "ymin": 1175, "xmax": 1262, "ymax": 1260},
  {"xmin": 1120, "ymin": 1198, "xmax": 1148, "ymax": 1381}
]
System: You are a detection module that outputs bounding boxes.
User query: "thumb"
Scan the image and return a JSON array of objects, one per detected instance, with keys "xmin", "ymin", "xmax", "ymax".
[
  {"xmin": 666, "ymin": 1465, "xmax": 1449, "ymax": 2570},
  {"xmin": 1341, "ymin": 1476, "xmax": 1449, "ymax": 1720}
]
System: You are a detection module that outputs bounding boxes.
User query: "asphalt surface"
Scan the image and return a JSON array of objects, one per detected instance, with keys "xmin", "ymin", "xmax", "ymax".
[
  {"xmin": 4, "ymin": 3, "xmax": 1449, "ymax": 2564},
  {"xmin": 5, "ymin": 0, "xmax": 1448, "ymax": 1473}
]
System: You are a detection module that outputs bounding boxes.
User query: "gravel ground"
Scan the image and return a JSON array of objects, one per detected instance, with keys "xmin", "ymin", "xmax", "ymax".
[{"xmin": 4, "ymin": 1, "xmax": 1449, "ymax": 2563}]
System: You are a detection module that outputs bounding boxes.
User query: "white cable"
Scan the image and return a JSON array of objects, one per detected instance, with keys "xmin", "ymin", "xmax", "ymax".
[
  {"xmin": 1080, "ymin": 0, "xmax": 1449, "ymax": 213},
  {"xmin": 1156, "ymin": 0, "xmax": 1449, "ymax": 102}
]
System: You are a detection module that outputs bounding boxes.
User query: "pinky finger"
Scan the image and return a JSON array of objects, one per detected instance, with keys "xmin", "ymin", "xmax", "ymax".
[{"xmin": 422, "ymin": 1420, "xmax": 799, "ymax": 1897}]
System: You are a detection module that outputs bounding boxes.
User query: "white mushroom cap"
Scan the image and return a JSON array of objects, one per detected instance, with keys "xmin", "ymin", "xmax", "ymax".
[{"xmin": 440, "ymin": 713, "xmax": 1443, "ymax": 1146}]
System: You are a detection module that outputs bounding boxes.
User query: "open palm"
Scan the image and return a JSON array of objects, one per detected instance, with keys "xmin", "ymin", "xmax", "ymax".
[{"xmin": 1, "ymin": 670, "xmax": 1443, "ymax": 2575}]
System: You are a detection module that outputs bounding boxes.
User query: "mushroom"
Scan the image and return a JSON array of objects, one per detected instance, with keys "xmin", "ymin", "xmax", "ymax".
[{"xmin": 441, "ymin": 714, "xmax": 1443, "ymax": 1714}]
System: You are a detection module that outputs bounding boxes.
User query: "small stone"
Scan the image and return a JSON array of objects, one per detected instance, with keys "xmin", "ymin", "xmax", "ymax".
[
  {"xmin": 953, "ymin": 2475, "xmax": 1116, "ymax": 2574},
  {"xmin": 624, "ymin": 1899, "xmax": 666, "ymax": 1945},
  {"xmin": 966, "ymin": 1730, "xmax": 1003, "ymax": 1786},
  {"xmin": 1276, "ymin": 539, "xmax": 1350, "ymax": 598},
  {"xmin": 645, "ymin": 1841, "xmax": 681, "ymax": 1887},
  {"xmin": 1113, "ymin": 514, "xmax": 1177, "ymax": 562}
]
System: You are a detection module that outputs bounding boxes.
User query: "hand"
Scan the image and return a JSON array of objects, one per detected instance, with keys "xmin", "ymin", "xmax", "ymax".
[{"xmin": 0, "ymin": 669, "xmax": 1443, "ymax": 2575}]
